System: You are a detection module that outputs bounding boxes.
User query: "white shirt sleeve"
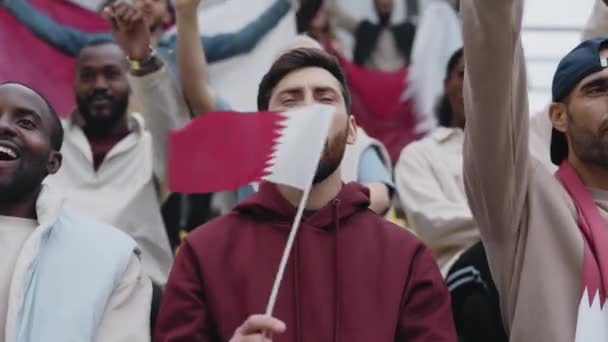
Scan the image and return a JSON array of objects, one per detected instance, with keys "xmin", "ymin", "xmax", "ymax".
[{"xmin": 94, "ymin": 254, "xmax": 152, "ymax": 342}]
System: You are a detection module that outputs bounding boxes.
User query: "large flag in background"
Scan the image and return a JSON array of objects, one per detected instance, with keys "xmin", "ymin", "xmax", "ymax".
[
  {"xmin": 0, "ymin": 0, "xmax": 109, "ymax": 115},
  {"xmin": 168, "ymin": 105, "xmax": 334, "ymax": 193},
  {"xmin": 164, "ymin": 0, "xmax": 297, "ymax": 111}
]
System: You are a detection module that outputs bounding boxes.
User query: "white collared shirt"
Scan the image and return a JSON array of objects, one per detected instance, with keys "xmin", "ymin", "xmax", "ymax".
[{"xmin": 44, "ymin": 113, "xmax": 173, "ymax": 286}]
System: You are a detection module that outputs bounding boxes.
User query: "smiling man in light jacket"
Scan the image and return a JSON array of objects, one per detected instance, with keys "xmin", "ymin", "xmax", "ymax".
[{"xmin": 0, "ymin": 82, "xmax": 150, "ymax": 342}]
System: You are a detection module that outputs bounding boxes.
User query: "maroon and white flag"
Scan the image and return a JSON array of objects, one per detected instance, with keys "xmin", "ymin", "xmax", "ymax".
[{"xmin": 168, "ymin": 105, "xmax": 334, "ymax": 193}]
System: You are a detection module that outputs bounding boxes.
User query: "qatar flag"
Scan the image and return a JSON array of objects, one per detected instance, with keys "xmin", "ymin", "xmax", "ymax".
[{"xmin": 168, "ymin": 105, "xmax": 334, "ymax": 194}]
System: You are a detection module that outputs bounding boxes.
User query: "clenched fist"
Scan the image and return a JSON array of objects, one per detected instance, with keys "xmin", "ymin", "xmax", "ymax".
[{"xmin": 104, "ymin": 2, "xmax": 151, "ymax": 61}]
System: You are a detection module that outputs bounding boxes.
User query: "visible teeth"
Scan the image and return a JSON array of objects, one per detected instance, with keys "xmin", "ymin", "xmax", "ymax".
[{"xmin": 0, "ymin": 146, "xmax": 16, "ymax": 158}]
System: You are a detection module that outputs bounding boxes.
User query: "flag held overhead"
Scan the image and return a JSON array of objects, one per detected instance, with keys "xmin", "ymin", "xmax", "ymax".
[{"xmin": 168, "ymin": 104, "xmax": 334, "ymax": 193}]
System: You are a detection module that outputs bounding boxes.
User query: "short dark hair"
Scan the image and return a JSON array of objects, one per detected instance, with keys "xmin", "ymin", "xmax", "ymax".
[
  {"xmin": 436, "ymin": 47, "xmax": 464, "ymax": 127},
  {"xmin": 0, "ymin": 82, "xmax": 64, "ymax": 151},
  {"xmin": 78, "ymin": 38, "xmax": 119, "ymax": 59},
  {"xmin": 257, "ymin": 48, "xmax": 351, "ymax": 111}
]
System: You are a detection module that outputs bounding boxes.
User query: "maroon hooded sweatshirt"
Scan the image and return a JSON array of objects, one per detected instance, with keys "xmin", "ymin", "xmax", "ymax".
[{"xmin": 154, "ymin": 182, "xmax": 456, "ymax": 342}]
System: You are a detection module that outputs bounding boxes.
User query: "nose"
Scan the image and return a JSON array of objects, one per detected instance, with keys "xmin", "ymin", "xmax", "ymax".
[
  {"xmin": 0, "ymin": 114, "xmax": 18, "ymax": 138},
  {"xmin": 93, "ymin": 75, "xmax": 110, "ymax": 92},
  {"xmin": 303, "ymin": 92, "xmax": 317, "ymax": 107}
]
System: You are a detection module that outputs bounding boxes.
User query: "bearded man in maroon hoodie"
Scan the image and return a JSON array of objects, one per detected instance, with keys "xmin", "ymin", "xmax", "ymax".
[{"xmin": 154, "ymin": 47, "xmax": 457, "ymax": 342}]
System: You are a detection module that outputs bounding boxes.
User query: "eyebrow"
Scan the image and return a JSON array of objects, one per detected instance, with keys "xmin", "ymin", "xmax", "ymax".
[
  {"xmin": 314, "ymin": 87, "xmax": 340, "ymax": 95},
  {"xmin": 276, "ymin": 87, "xmax": 304, "ymax": 98},
  {"xmin": 580, "ymin": 76, "xmax": 608, "ymax": 92},
  {"xmin": 13, "ymin": 106, "xmax": 43, "ymax": 122}
]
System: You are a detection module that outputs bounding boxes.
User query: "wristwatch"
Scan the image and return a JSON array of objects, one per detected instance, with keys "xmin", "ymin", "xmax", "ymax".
[{"xmin": 127, "ymin": 45, "xmax": 157, "ymax": 72}]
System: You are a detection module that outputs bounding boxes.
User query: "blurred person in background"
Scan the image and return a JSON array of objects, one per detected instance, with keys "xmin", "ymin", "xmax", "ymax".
[
  {"xmin": 329, "ymin": 0, "xmax": 417, "ymax": 71},
  {"xmin": 404, "ymin": 0, "xmax": 462, "ymax": 134},
  {"xmin": 43, "ymin": 35, "xmax": 175, "ymax": 290},
  {"xmin": 395, "ymin": 48, "xmax": 477, "ymax": 275}
]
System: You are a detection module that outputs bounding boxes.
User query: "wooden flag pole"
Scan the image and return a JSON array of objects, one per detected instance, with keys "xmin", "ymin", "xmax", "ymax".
[{"xmin": 265, "ymin": 179, "xmax": 314, "ymax": 317}]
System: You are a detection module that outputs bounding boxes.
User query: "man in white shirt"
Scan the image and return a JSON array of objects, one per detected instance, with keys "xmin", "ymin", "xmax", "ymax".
[
  {"xmin": 395, "ymin": 48, "xmax": 476, "ymax": 274},
  {"xmin": 0, "ymin": 81, "xmax": 150, "ymax": 341},
  {"xmin": 43, "ymin": 38, "xmax": 175, "ymax": 287}
]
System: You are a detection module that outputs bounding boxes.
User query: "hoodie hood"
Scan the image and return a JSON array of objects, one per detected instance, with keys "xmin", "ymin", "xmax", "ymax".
[{"xmin": 234, "ymin": 182, "xmax": 371, "ymax": 230}]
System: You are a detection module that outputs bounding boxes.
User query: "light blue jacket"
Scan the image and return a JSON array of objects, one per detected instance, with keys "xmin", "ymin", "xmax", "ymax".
[{"xmin": 5, "ymin": 186, "xmax": 143, "ymax": 342}]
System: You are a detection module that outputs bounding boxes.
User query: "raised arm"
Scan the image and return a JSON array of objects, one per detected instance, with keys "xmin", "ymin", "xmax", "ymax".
[
  {"xmin": 582, "ymin": 0, "xmax": 608, "ymax": 40},
  {"xmin": 201, "ymin": 0, "xmax": 291, "ymax": 63},
  {"xmin": 461, "ymin": 0, "xmax": 530, "ymax": 244},
  {"xmin": 3, "ymin": 0, "xmax": 111, "ymax": 57},
  {"xmin": 107, "ymin": 1, "xmax": 190, "ymax": 184},
  {"xmin": 175, "ymin": 0, "xmax": 216, "ymax": 116}
]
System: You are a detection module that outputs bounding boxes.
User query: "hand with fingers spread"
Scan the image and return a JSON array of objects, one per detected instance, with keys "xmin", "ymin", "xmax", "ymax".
[
  {"xmin": 229, "ymin": 315, "xmax": 286, "ymax": 342},
  {"xmin": 103, "ymin": 2, "xmax": 151, "ymax": 61}
]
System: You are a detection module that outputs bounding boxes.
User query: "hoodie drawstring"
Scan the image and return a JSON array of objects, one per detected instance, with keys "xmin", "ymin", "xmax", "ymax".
[
  {"xmin": 294, "ymin": 228, "xmax": 302, "ymax": 342},
  {"xmin": 332, "ymin": 199, "xmax": 342, "ymax": 342}
]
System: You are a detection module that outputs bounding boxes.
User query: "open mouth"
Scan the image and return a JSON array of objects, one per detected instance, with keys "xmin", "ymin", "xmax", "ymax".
[
  {"xmin": 0, "ymin": 145, "xmax": 19, "ymax": 161},
  {"xmin": 91, "ymin": 96, "xmax": 111, "ymax": 105}
]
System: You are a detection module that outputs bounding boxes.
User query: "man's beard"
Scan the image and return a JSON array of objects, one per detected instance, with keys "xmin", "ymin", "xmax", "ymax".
[
  {"xmin": 568, "ymin": 112, "xmax": 608, "ymax": 167},
  {"xmin": 0, "ymin": 154, "xmax": 49, "ymax": 203},
  {"xmin": 76, "ymin": 92, "xmax": 129, "ymax": 132},
  {"xmin": 313, "ymin": 124, "xmax": 349, "ymax": 184}
]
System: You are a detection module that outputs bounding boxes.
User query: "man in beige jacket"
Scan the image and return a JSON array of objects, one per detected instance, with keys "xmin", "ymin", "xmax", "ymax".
[{"xmin": 463, "ymin": 0, "xmax": 608, "ymax": 340}]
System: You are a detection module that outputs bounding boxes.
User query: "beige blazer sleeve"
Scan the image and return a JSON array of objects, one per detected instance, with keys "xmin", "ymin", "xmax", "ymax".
[
  {"xmin": 582, "ymin": 0, "xmax": 608, "ymax": 41},
  {"xmin": 95, "ymin": 254, "xmax": 152, "ymax": 342},
  {"xmin": 461, "ymin": 0, "xmax": 529, "ymax": 254}
]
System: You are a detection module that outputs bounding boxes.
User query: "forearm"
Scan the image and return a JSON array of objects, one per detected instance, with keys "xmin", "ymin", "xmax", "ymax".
[
  {"xmin": 462, "ymin": 0, "xmax": 530, "ymax": 241},
  {"xmin": 128, "ymin": 60, "xmax": 191, "ymax": 183},
  {"xmin": 176, "ymin": 10, "xmax": 216, "ymax": 115}
]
